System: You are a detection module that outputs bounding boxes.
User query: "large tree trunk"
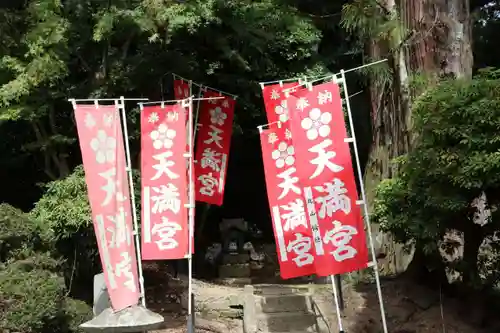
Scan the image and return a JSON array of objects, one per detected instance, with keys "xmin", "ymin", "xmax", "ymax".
[{"xmin": 365, "ymin": 0, "xmax": 473, "ymax": 274}]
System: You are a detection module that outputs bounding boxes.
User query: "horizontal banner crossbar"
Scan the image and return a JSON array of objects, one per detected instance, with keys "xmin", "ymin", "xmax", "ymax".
[
  {"xmin": 260, "ymin": 58, "xmax": 388, "ymax": 88},
  {"xmin": 172, "ymin": 73, "xmax": 238, "ymax": 99},
  {"xmin": 68, "ymin": 98, "xmax": 148, "ymax": 102}
]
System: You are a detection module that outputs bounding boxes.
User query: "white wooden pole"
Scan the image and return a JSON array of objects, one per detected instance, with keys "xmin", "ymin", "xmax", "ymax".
[
  {"xmin": 118, "ymin": 96, "xmax": 146, "ymax": 307},
  {"xmin": 337, "ymin": 71, "xmax": 388, "ymax": 333},
  {"xmin": 259, "ymin": 59, "xmax": 388, "ymax": 87},
  {"xmin": 172, "ymin": 73, "xmax": 237, "ymax": 99},
  {"xmin": 184, "ymin": 96, "xmax": 196, "ymax": 333},
  {"xmin": 330, "ymin": 275, "xmax": 345, "ymax": 332},
  {"xmin": 193, "ymin": 86, "xmax": 204, "ymax": 144}
]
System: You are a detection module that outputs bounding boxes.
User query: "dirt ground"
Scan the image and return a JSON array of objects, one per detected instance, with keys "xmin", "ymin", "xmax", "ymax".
[
  {"xmin": 142, "ymin": 262, "xmax": 499, "ymax": 333},
  {"xmin": 312, "ymin": 278, "xmax": 497, "ymax": 333},
  {"xmin": 144, "ymin": 262, "xmax": 243, "ymax": 333}
]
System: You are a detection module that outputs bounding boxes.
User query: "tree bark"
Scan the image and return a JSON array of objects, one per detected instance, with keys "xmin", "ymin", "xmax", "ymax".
[
  {"xmin": 458, "ymin": 218, "xmax": 483, "ymax": 286},
  {"xmin": 404, "ymin": 243, "xmax": 448, "ymax": 287},
  {"xmin": 365, "ymin": 0, "xmax": 473, "ymax": 274}
]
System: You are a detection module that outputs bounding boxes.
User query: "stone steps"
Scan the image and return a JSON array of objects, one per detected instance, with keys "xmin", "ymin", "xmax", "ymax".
[
  {"xmin": 255, "ymin": 293, "xmax": 312, "ymax": 314},
  {"xmin": 254, "ymin": 284, "xmax": 311, "ymax": 296},
  {"xmin": 256, "ymin": 311, "xmax": 320, "ymax": 333},
  {"xmin": 244, "ymin": 284, "xmax": 331, "ymax": 333},
  {"xmin": 215, "ymin": 277, "xmax": 252, "ymax": 286},
  {"xmin": 218, "ymin": 263, "xmax": 251, "ymax": 278},
  {"xmin": 222, "ymin": 253, "xmax": 250, "ymax": 265}
]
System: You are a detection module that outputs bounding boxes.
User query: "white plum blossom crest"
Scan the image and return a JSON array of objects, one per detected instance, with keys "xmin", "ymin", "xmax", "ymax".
[
  {"xmin": 271, "ymin": 141, "xmax": 295, "ymax": 168},
  {"xmin": 150, "ymin": 123, "xmax": 176, "ymax": 150},
  {"xmin": 90, "ymin": 130, "xmax": 117, "ymax": 164},
  {"xmin": 210, "ymin": 107, "xmax": 227, "ymax": 126},
  {"xmin": 301, "ymin": 108, "xmax": 332, "ymax": 140}
]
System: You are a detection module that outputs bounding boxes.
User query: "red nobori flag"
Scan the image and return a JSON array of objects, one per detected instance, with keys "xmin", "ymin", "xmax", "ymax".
[
  {"xmin": 194, "ymin": 90, "xmax": 235, "ymax": 206},
  {"xmin": 174, "ymin": 79, "xmax": 191, "ymax": 130},
  {"xmin": 174, "ymin": 79, "xmax": 190, "ymax": 100},
  {"xmin": 287, "ymin": 82, "xmax": 368, "ymax": 276},
  {"xmin": 260, "ymin": 124, "xmax": 316, "ymax": 279},
  {"xmin": 261, "ymin": 82, "xmax": 298, "ymax": 124},
  {"xmin": 73, "ymin": 104, "xmax": 140, "ymax": 311},
  {"xmin": 140, "ymin": 104, "xmax": 189, "ymax": 260}
]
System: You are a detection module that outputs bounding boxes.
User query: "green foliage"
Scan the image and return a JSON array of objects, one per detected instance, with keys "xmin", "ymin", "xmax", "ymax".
[
  {"xmin": 31, "ymin": 165, "xmax": 92, "ymax": 239},
  {"xmin": 410, "ymin": 69, "xmax": 500, "ymax": 191},
  {"xmin": 0, "ymin": 0, "xmax": 69, "ymax": 110},
  {"xmin": 408, "ymin": 72, "xmax": 436, "ymax": 94},
  {"xmin": 0, "ymin": 0, "xmax": 325, "ymax": 111},
  {"xmin": 92, "ymin": 0, "xmax": 221, "ymax": 42},
  {"xmin": 355, "ymin": 56, "xmax": 392, "ymax": 86},
  {"xmin": 341, "ymin": 0, "xmax": 391, "ymax": 39},
  {"xmin": 0, "ymin": 0, "xmax": 332, "ymax": 181},
  {"xmin": 473, "ymin": 2, "xmax": 500, "ymax": 71},
  {"xmin": 372, "ymin": 69, "xmax": 500, "ymax": 285},
  {"xmin": 340, "ymin": 0, "xmax": 395, "ymax": 85},
  {"xmin": 31, "ymin": 164, "xmax": 99, "ymax": 297},
  {"xmin": 30, "ymin": 165, "xmax": 141, "ymax": 297},
  {"xmin": 63, "ymin": 298, "xmax": 94, "ymax": 333},
  {"xmin": 341, "ymin": 0, "xmax": 409, "ymax": 51},
  {"xmin": 0, "ymin": 203, "xmax": 52, "ymax": 262},
  {"xmin": 31, "ymin": 164, "xmax": 141, "ymax": 238},
  {"xmin": 0, "ymin": 265, "xmax": 92, "ymax": 333},
  {"xmin": 1, "ymin": 266, "xmax": 65, "ymax": 332}
]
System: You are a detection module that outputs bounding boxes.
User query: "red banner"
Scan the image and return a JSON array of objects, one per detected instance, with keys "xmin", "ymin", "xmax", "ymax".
[
  {"xmin": 74, "ymin": 104, "xmax": 140, "ymax": 311},
  {"xmin": 173, "ymin": 78, "xmax": 193, "ymax": 253},
  {"xmin": 194, "ymin": 90, "xmax": 235, "ymax": 206},
  {"xmin": 287, "ymin": 82, "xmax": 368, "ymax": 276},
  {"xmin": 174, "ymin": 79, "xmax": 190, "ymax": 100},
  {"xmin": 174, "ymin": 79, "xmax": 191, "ymax": 127},
  {"xmin": 261, "ymin": 82, "xmax": 298, "ymax": 124},
  {"xmin": 260, "ymin": 124, "xmax": 316, "ymax": 279},
  {"xmin": 140, "ymin": 104, "xmax": 189, "ymax": 260}
]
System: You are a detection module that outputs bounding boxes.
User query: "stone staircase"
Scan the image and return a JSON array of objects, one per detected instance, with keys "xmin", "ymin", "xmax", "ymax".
[
  {"xmin": 243, "ymin": 284, "xmax": 331, "ymax": 333},
  {"xmin": 216, "ymin": 253, "xmax": 252, "ymax": 285}
]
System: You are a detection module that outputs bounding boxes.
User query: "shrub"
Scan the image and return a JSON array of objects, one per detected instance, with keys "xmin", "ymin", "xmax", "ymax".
[
  {"xmin": 0, "ymin": 203, "xmax": 92, "ymax": 333},
  {"xmin": 63, "ymin": 298, "xmax": 93, "ymax": 333},
  {"xmin": 0, "ymin": 203, "xmax": 51, "ymax": 262},
  {"xmin": 31, "ymin": 166, "xmax": 100, "ymax": 301},
  {"xmin": 0, "ymin": 265, "xmax": 92, "ymax": 333},
  {"xmin": 372, "ymin": 69, "xmax": 500, "ymax": 287},
  {"xmin": 31, "ymin": 165, "xmax": 100, "ymax": 299},
  {"xmin": 30, "ymin": 165, "xmax": 141, "ymax": 299},
  {"xmin": 0, "ymin": 266, "xmax": 67, "ymax": 332}
]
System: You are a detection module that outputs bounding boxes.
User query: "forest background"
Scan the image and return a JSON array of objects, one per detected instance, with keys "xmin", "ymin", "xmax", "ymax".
[{"xmin": 2, "ymin": 0, "xmax": 500, "ymax": 331}]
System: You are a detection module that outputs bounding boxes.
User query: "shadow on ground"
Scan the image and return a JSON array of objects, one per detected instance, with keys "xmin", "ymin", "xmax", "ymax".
[
  {"xmin": 244, "ymin": 251, "xmax": 500, "ymax": 333},
  {"xmin": 142, "ymin": 262, "xmax": 185, "ymax": 331},
  {"xmin": 138, "ymin": 244, "xmax": 500, "ymax": 333},
  {"xmin": 349, "ymin": 276, "xmax": 500, "ymax": 333}
]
